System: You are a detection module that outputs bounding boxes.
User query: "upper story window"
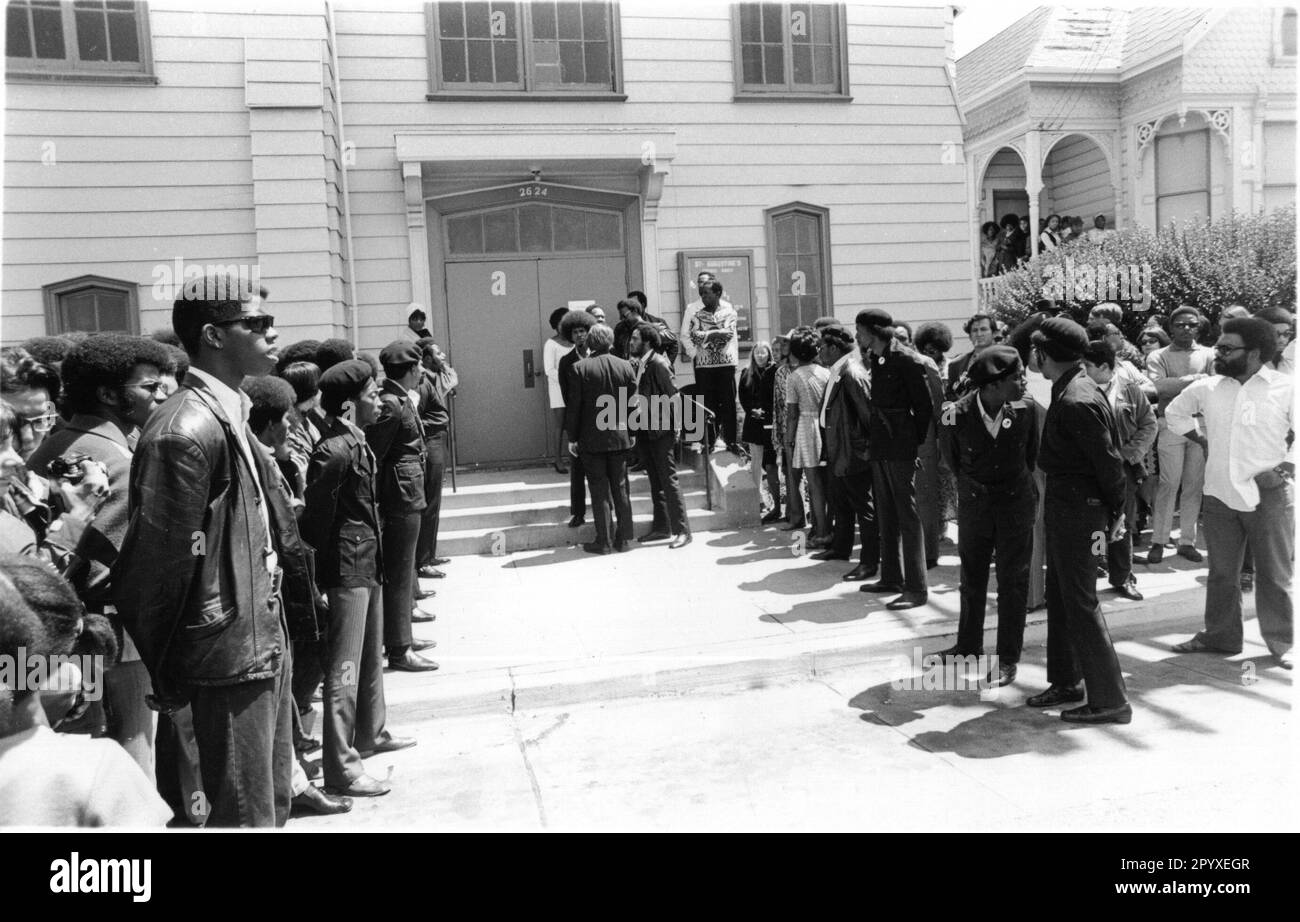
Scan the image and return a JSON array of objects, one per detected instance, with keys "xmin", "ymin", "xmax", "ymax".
[
  {"xmin": 1276, "ymin": 8, "xmax": 1296, "ymax": 60},
  {"xmin": 733, "ymin": 2, "xmax": 849, "ymax": 99},
  {"xmin": 6, "ymin": 0, "xmax": 155, "ymax": 82},
  {"xmin": 43, "ymin": 275, "xmax": 139, "ymax": 335},
  {"xmin": 765, "ymin": 202, "xmax": 832, "ymax": 331},
  {"xmin": 1155, "ymin": 128, "xmax": 1211, "ymax": 227},
  {"xmin": 1262, "ymin": 122, "xmax": 1296, "ymax": 213},
  {"xmin": 427, "ymin": 1, "xmax": 624, "ymax": 99}
]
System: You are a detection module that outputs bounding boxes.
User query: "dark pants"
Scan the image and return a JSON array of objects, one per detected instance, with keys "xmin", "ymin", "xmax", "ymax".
[
  {"xmin": 323, "ymin": 584, "xmax": 388, "ymax": 788},
  {"xmin": 1106, "ymin": 465, "xmax": 1142, "ymax": 589},
  {"xmin": 570, "ymin": 452, "xmax": 587, "ymax": 517},
  {"xmin": 417, "ymin": 431, "xmax": 447, "ymax": 566},
  {"xmin": 955, "ymin": 479, "xmax": 1036, "ymax": 663},
  {"xmin": 829, "ymin": 471, "xmax": 878, "ymax": 567},
  {"xmin": 1043, "ymin": 491, "xmax": 1128, "ymax": 708},
  {"xmin": 695, "ymin": 365, "xmax": 737, "ymax": 446},
  {"xmin": 1198, "ymin": 488, "xmax": 1293, "ymax": 654},
  {"xmin": 188, "ymin": 608, "xmax": 294, "ymax": 828},
  {"xmin": 102, "ymin": 659, "xmax": 156, "ymax": 783},
  {"xmin": 582, "ymin": 449, "xmax": 633, "ymax": 549},
  {"xmin": 380, "ymin": 509, "xmax": 421, "ymax": 654},
  {"xmin": 917, "ymin": 443, "xmax": 944, "ymax": 563},
  {"xmin": 638, "ymin": 432, "xmax": 687, "ymax": 535},
  {"xmin": 291, "ymin": 639, "xmax": 324, "ymax": 719},
  {"xmin": 871, "ymin": 458, "xmax": 928, "ymax": 594}
]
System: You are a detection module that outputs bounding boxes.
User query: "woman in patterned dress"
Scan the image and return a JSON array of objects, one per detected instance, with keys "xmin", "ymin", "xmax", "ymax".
[
  {"xmin": 771, "ymin": 332, "xmax": 799, "ymax": 527},
  {"xmin": 783, "ymin": 328, "xmax": 832, "ymax": 548}
]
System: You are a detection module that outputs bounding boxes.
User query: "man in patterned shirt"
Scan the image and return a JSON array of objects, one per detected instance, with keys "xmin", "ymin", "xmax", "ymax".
[{"xmin": 680, "ymin": 274, "xmax": 740, "ymax": 453}]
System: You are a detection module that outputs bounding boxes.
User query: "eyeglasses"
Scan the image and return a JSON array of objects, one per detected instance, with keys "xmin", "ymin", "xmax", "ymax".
[
  {"xmin": 1213, "ymin": 345, "xmax": 1247, "ymax": 355},
  {"xmin": 132, "ymin": 381, "xmax": 167, "ymax": 394},
  {"xmin": 216, "ymin": 314, "xmax": 275, "ymax": 335},
  {"xmin": 1171, "ymin": 321, "xmax": 1200, "ymax": 329}
]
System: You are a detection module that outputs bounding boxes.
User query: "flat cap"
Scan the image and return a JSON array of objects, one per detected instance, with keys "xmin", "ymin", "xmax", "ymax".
[
  {"xmin": 318, "ymin": 359, "xmax": 374, "ymax": 403},
  {"xmin": 855, "ymin": 307, "xmax": 893, "ymax": 330},
  {"xmin": 967, "ymin": 345, "xmax": 1023, "ymax": 387},
  {"xmin": 379, "ymin": 340, "xmax": 421, "ymax": 367},
  {"xmin": 1036, "ymin": 316, "xmax": 1089, "ymax": 358}
]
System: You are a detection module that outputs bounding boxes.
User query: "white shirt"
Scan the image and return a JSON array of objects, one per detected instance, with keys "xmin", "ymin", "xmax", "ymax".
[
  {"xmin": 1165, "ymin": 366, "xmax": 1294, "ymax": 511},
  {"xmin": 977, "ymin": 393, "xmax": 1006, "ymax": 439},
  {"xmin": 186, "ymin": 367, "xmax": 278, "ymax": 574}
]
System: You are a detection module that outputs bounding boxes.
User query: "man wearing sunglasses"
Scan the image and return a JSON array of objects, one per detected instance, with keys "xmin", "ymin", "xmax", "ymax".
[
  {"xmin": 116, "ymin": 272, "xmax": 300, "ymax": 827},
  {"xmin": 1166, "ymin": 318, "xmax": 1293, "ymax": 670},
  {"xmin": 1145, "ymin": 305, "xmax": 1215, "ymax": 564}
]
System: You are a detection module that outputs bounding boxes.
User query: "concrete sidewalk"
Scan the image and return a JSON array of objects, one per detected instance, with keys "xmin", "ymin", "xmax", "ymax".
[{"xmin": 380, "ymin": 524, "xmax": 1228, "ymax": 720}]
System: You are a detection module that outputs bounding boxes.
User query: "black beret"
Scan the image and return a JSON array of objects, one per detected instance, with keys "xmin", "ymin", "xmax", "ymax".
[
  {"xmin": 855, "ymin": 307, "xmax": 893, "ymax": 330},
  {"xmin": 378, "ymin": 340, "xmax": 421, "ymax": 367},
  {"xmin": 967, "ymin": 345, "xmax": 1023, "ymax": 387},
  {"xmin": 318, "ymin": 359, "xmax": 373, "ymax": 404},
  {"xmin": 1036, "ymin": 317, "xmax": 1089, "ymax": 358}
]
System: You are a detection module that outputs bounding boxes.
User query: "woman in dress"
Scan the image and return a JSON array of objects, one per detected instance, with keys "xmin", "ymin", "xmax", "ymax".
[
  {"xmin": 979, "ymin": 222, "xmax": 1000, "ymax": 278},
  {"xmin": 1039, "ymin": 214, "xmax": 1061, "ymax": 253},
  {"xmin": 783, "ymin": 328, "xmax": 832, "ymax": 548},
  {"xmin": 739, "ymin": 341, "xmax": 781, "ymax": 524},
  {"xmin": 542, "ymin": 307, "xmax": 573, "ymax": 474}
]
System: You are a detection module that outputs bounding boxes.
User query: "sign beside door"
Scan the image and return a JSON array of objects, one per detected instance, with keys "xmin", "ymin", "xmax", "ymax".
[{"xmin": 678, "ymin": 250, "xmax": 755, "ymax": 347}]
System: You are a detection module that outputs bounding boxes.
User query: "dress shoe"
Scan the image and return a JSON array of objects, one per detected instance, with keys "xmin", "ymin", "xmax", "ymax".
[
  {"xmin": 582, "ymin": 541, "xmax": 611, "ymax": 555},
  {"xmin": 1271, "ymin": 650, "xmax": 1293, "ymax": 670},
  {"xmin": 554, "ymin": 462, "xmax": 569, "ymax": 475},
  {"xmin": 410, "ymin": 609, "xmax": 435, "ymax": 623},
  {"xmin": 613, "ymin": 540, "xmax": 629, "ymax": 553},
  {"xmin": 430, "ymin": 556, "xmax": 451, "ymax": 566},
  {"xmin": 1241, "ymin": 570, "xmax": 1255, "ymax": 592},
  {"xmin": 842, "ymin": 564, "xmax": 877, "ymax": 581},
  {"xmin": 291, "ymin": 785, "xmax": 354, "ymax": 815},
  {"xmin": 809, "ymin": 549, "xmax": 849, "ymax": 561},
  {"xmin": 414, "ymin": 587, "xmax": 436, "ymax": 600},
  {"xmin": 418, "ymin": 565, "xmax": 446, "ymax": 579},
  {"xmin": 760, "ymin": 508, "xmax": 782, "ymax": 525},
  {"xmin": 387, "ymin": 650, "xmax": 439, "ymax": 672},
  {"xmin": 1170, "ymin": 636, "xmax": 1235, "ymax": 654},
  {"xmin": 294, "ymin": 736, "xmax": 322, "ymax": 755},
  {"xmin": 1095, "ymin": 564, "xmax": 1108, "ymax": 579},
  {"xmin": 638, "ymin": 531, "xmax": 671, "ymax": 543},
  {"xmin": 806, "ymin": 536, "xmax": 832, "ymax": 550},
  {"xmin": 886, "ymin": 592, "xmax": 928, "ymax": 610},
  {"xmin": 568, "ymin": 515, "xmax": 586, "ymax": 528},
  {"xmin": 860, "ymin": 581, "xmax": 904, "ymax": 594},
  {"xmin": 668, "ymin": 533, "xmax": 692, "ymax": 549},
  {"xmin": 1176, "ymin": 544, "xmax": 1203, "ymax": 563},
  {"xmin": 987, "ymin": 662, "xmax": 1017, "ymax": 687},
  {"xmin": 325, "ymin": 774, "xmax": 391, "ymax": 798},
  {"xmin": 1061, "ymin": 702, "xmax": 1133, "ymax": 725},
  {"xmin": 933, "ymin": 644, "xmax": 979, "ymax": 660},
  {"xmin": 1026, "ymin": 684, "xmax": 1085, "ymax": 708},
  {"xmin": 361, "ymin": 735, "xmax": 417, "ymax": 756},
  {"xmin": 1111, "ymin": 579, "xmax": 1144, "ymax": 601},
  {"xmin": 410, "ymin": 638, "xmax": 437, "ymax": 652},
  {"xmin": 1146, "ymin": 544, "xmax": 1165, "ymax": 564}
]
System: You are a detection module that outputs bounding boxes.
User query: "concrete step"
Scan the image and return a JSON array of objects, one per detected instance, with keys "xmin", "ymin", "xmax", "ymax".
[
  {"xmin": 440, "ymin": 488, "xmax": 710, "ymax": 530},
  {"xmin": 443, "ymin": 467, "xmax": 705, "ymax": 511},
  {"xmin": 437, "ymin": 506, "xmax": 730, "ymax": 556}
]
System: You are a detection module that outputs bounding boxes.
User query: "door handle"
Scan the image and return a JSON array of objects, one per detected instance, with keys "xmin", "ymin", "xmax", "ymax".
[{"xmin": 522, "ymin": 349, "xmax": 536, "ymax": 388}]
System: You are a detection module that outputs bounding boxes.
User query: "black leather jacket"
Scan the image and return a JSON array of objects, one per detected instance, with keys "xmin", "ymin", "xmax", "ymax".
[
  {"xmin": 113, "ymin": 377, "xmax": 288, "ymax": 709},
  {"xmin": 300, "ymin": 415, "xmax": 384, "ymax": 589},
  {"xmin": 366, "ymin": 379, "xmax": 427, "ymax": 513}
]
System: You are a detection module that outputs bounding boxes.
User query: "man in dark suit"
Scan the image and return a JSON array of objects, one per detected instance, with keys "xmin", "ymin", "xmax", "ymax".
[
  {"xmin": 856, "ymin": 308, "xmax": 934, "ymax": 611},
  {"xmin": 817, "ymin": 324, "xmax": 878, "ymax": 581},
  {"xmin": 1028, "ymin": 318, "xmax": 1131, "ymax": 725},
  {"xmin": 630, "ymin": 321, "xmax": 691, "ymax": 548},
  {"xmin": 936, "ymin": 346, "xmax": 1038, "ymax": 687},
  {"xmin": 565, "ymin": 324, "xmax": 637, "ymax": 555},
  {"xmin": 558, "ymin": 310, "xmax": 597, "ymax": 528},
  {"xmin": 115, "ymin": 273, "xmax": 294, "ymax": 827},
  {"xmin": 415, "ymin": 338, "xmax": 457, "ymax": 580},
  {"xmin": 366, "ymin": 341, "xmax": 436, "ymax": 673},
  {"xmin": 945, "ymin": 312, "xmax": 996, "ymax": 401}
]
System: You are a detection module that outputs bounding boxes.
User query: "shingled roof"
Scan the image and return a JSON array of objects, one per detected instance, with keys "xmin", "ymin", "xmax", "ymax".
[{"xmin": 956, "ymin": 6, "xmax": 1214, "ymax": 107}]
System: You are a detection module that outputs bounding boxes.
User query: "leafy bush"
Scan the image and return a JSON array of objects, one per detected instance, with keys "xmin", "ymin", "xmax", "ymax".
[{"xmin": 984, "ymin": 206, "xmax": 1296, "ymax": 342}]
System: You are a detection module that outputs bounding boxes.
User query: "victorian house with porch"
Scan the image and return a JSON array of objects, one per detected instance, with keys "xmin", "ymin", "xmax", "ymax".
[{"xmin": 956, "ymin": 5, "xmax": 1297, "ymax": 304}]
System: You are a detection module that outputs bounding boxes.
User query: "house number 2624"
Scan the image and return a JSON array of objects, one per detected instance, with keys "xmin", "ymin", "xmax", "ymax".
[{"xmin": 519, "ymin": 185, "xmax": 548, "ymax": 198}]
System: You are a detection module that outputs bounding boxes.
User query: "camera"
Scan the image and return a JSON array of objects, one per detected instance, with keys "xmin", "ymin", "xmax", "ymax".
[{"xmin": 49, "ymin": 453, "xmax": 92, "ymax": 484}]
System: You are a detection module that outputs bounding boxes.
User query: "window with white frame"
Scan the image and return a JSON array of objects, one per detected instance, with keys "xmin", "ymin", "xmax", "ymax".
[
  {"xmin": 1155, "ymin": 128, "xmax": 1211, "ymax": 227},
  {"xmin": 427, "ymin": 1, "xmax": 622, "ymax": 96},
  {"xmin": 6, "ymin": 0, "xmax": 153, "ymax": 81},
  {"xmin": 733, "ymin": 2, "xmax": 848, "ymax": 98}
]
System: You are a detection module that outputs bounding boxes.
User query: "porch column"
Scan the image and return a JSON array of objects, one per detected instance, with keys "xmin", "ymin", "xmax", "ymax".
[
  {"xmin": 1026, "ymin": 130, "xmax": 1043, "ymax": 259},
  {"xmin": 403, "ymin": 160, "xmax": 435, "ymax": 347}
]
